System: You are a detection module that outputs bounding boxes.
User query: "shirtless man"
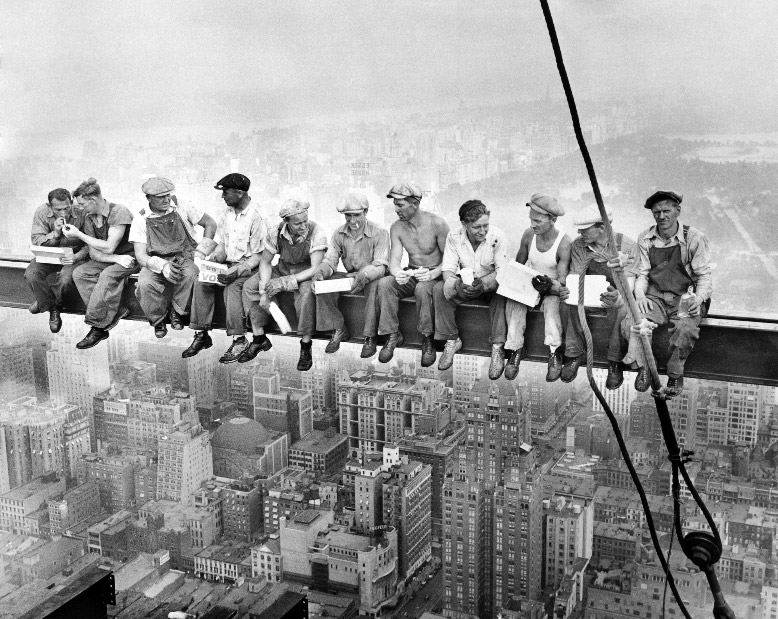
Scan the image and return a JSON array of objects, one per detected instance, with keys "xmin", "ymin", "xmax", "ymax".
[
  {"xmin": 504, "ymin": 194, "xmax": 572, "ymax": 382},
  {"xmin": 362, "ymin": 182, "xmax": 449, "ymax": 366}
]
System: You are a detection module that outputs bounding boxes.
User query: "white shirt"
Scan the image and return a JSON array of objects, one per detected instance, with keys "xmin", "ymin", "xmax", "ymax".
[
  {"xmin": 129, "ymin": 200, "xmax": 204, "ymax": 244},
  {"xmin": 441, "ymin": 225, "xmax": 509, "ymax": 278}
]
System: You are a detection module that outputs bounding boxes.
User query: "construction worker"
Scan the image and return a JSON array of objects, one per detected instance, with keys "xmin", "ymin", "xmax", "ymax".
[
  {"xmin": 130, "ymin": 177, "xmax": 217, "ymax": 338},
  {"xmin": 26, "ymin": 188, "xmax": 89, "ymax": 333},
  {"xmin": 433, "ymin": 200, "xmax": 509, "ymax": 375},
  {"xmin": 240, "ymin": 199, "xmax": 327, "ymax": 370},
  {"xmin": 621, "ymin": 191, "xmax": 712, "ymax": 396},
  {"xmin": 64, "ymin": 178, "xmax": 139, "ymax": 349},
  {"xmin": 313, "ymin": 193, "xmax": 389, "ymax": 354},
  {"xmin": 558, "ymin": 205, "xmax": 638, "ymax": 388},
  {"xmin": 504, "ymin": 194, "xmax": 571, "ymax": 382},
  {"xmin": 182, "ymin": 173, "xmax": 265, "ymax": 364},
  {"xmin": 363, "ymin": 182, "xmax": 449, "ymax": 366}
]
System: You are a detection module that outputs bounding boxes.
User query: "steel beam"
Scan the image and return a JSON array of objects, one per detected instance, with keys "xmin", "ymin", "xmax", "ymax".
[{"xmin": 2, "ymin": 260, "xmax": 776, "ymax": 386}]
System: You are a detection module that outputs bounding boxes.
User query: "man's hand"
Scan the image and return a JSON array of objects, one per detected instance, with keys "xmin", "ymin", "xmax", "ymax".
[
  {"xmin": 395, "ymin": 270, "xmax": 411, "ymax": 286},
  {"xmin": 60, "ymin": 253, "xmax": 74, "ymax": 265},
  {"xmin": 350, "ymin": 272, "xmax": 369, "ymax": 294},
  {"xmin": 461, "ymin": 278, "xmax": 484, "ymax": 300},
  {"xmin": 115, "ymin": 255, "xmax": 136, "ymax": 269},
  {"xmin": 62, "ymin": 224, "xmax": 80, "ymax": 239},
  {"xmin": 532, "ymin": 274, "xmax": 553, "ymax": 294},
  {"xmin": 265, "ymin": 276, "xmax": 296, "ymax": 297},
  {"xmin": 559, "ymin": 285, "xmax": 570, "ymax": 301},
  {"xmin": 53, "ymin": 217, "xmax": 66, "ymax": 234},
  {"xmin": 636, "ymin": 296, "xmax": 653, "ymax": 314},
  {"xmin": 600, "ymin": 285, "xmax": 623, "ymax": 308},
  {"xmin": 606, "ymin": 251, "xmax": 633, "ymax": 270},
  {"xmin": 217, "ymin": 266, "xmax": 239, "ymax": 285},
  {"xmin": 414, "ymin": 267, "xmax": 432, "ymax": 282},
  {"xmin": 312, "ymin": 268, "xmax": 327, "ymax": 282},
  {"xmin": 259, "ymin": 293, "xmax": 271, "ymax": 311},
  {"xmin": 162, "ymin": 261, "xmax": 184, "ymax": 284},
  {"xmin": 686, "ymin": 295, "xmax": 703, "ymax": 317}
]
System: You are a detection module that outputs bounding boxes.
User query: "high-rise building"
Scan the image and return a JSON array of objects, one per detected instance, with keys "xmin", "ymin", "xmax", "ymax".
[
  {"xmin": 0, "ymin": 472, "xmax": 66, "ymax": 534},
  {"xmin": 337, "ymin": 369, "xmax": 448, "ymax": 457},
  {"xmin": 453, "ymin": 354, "xmax": 487, "ymax": 409},
  {"xmin": 592, "ymin": 367, "xmax": 637, "ymax": 417},
  {"xmin": 47, "ymin": 337, "xmax": 110, "ymax": 451},
  {"xmin": 301, "ymin": 355, "xmax": 335, "ymax": 411},
  {"xmin": 222, "ymin": 478, "xmax": 263, "ymax": 543},
  {"xmin": 543, "ymin": 494, "xmax": 594, "ymax": 590},
  {"xmin": 156, "ymin": 422, "xmax": 213, "ymax": 502},
  {"xmin": 0, "ymin": 397, "xmax": 90, "ymax": 492},
  {"xmin": 229, "ymin": 359, "xmax": 275, "ymax": 415},
  {"xmin": 137, "ymin": 337, "xmax": 220, "ymax": 407},
  {"xmin": 48, "ymin": 481, "xmax": 101, "ymax": 536},
  {"xmin": 382, "ymin": 454, "xmax": 433, "ymax": 578},
  {"xmin": 0, "ymin": 345, "xmax": 35, "ymax": 404},
  {"xmin": 78, "ymin": 453, "xmax": 135, "ymax": 512},
  {"xmin": 253, "ymin": 372, "xmax": 313, "ymax": 442}
]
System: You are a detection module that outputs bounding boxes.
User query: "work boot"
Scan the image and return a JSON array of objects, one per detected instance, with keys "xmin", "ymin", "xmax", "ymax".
[
  {"xmin": 28, "ymin": 301, "xmax": 41, "ymax": 314},
  {"xmin": 420, "ymin": 335, "xmax": 436, "ymax": 368},
  {"xmin": 378, "ymin": 332, "xmax": 404, "ymax": 364},
  {"xmin": 665, "ymin": 376, "xmax": 685, "ymax": 397},
  {"xmin": 560, "ymin": 355, "xmax": 584, "ymax": 383},
  {"xmin": 238, "ymin": 335, "xmax": 273, "ymax": 363},
  {"xmin": 438, "ymin": 338, "xmax": 462, "ymax": 371},
  {"xmin": 182, "ymin": 331, "xmax": 213, "ymax": 358},
  {"xmin": 168, "ymin": 307, "xmax": 184, "ymax": 330},
  {"xmin": 325, "ymin": 327, "xmax": 350, "ymax": 354},
  {"xmin": 504, "ymin": 348, "xmax": 523, "ymax": 381},
  {"xmin": 76, "ymin": 327, "xmax": 109, "ymax": 350},
  {"xmin": 634, "ymin": 367, "xmax": 650, "ymax": 392},
  {"xmin": 546, "ymin": 350, "xmax": 563, "ymax": 382},
  {"xmin": 361, "ymin": 337, "xmax": 377, "ymax": 359},
  {"xmin": 154, "ymin": 322, "xmax": 168, "ymax": 339},
  {"xmin": 298, "ymin": 341, "xmax": 313, "ymax": 371},
  {"xmin": 49, "ymin": 307, "xmax": 62, "ymax": 334},
  {"xmin": 105, "ymin": 307, "xmax": 130, "ymax": 331},
  {"xmin": 606, "ymin": 362, "xmax": 624, "ymax": 390},
  {"xmin": 219, "ymin": 336, "xmax": 248, "ymax": 364},
  {"xmin": 488, "ymin": 344, "xmax": 505, "ymax": 380}
]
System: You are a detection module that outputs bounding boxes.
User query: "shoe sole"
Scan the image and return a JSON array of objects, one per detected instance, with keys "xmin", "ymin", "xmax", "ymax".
[
  {"xmin": 76, "ymin": 332, "xmax": 109, "ymax": 350},
  {"xmin": 155, "ymin": 330, "xmax": 168, "ymax": 339},
  {"xmin": 606, "ymin": 377, "xmax": 624, "ymax": 390}
]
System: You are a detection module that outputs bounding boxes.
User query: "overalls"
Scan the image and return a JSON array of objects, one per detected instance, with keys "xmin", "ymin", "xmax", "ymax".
[
  {"xmin": 244, "ymin": 225, "xmax": 317, "ymax": 337},
  {"xmin": 624, "ymin": 236, "xmax": 703, "ymax": 378},
  {"xmin": 136, "ymin": 210, "xmax": 199, "ymax": 326},
  {"xmin": 563, "ymin": 234, "xmax": 629, "ymax": 362}
]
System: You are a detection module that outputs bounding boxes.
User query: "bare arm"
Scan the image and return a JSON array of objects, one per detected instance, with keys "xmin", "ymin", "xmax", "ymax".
[
  {"xmin": 293, "ymin": 249, "xmax": 326, "ymax": 283},
  {"xmin": 515, "ymin": 229, "xmax": 533, "ymax": 265},
  {"xmin": 71, "ymin": 224, "xmax": 126, "ymax": 256},
  {"xmin": 198, "ymin": 213, "xmax": 217, "ymax": 240},
  {"xmin": 426, "ymin": 219, "xmax": 450, "ymax": 281},
  {"xmin": 134, "ymin": 242, "xmax": 152, "ymax": 269},
  {"xmin": 257, "ymin": 249, "xmax": 275, "ymax": 294},
  {"xmin": 388, "ymin": 223, "xmax": 404, "ymax": 277},
  {"xmin": 552, "ymin": 235, "xmax": 572, "ymax": 295}
]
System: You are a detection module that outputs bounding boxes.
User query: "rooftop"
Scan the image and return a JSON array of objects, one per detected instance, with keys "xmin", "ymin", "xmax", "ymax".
[
  {"xmin": 2, "ymin": 474, "xmax": 62, "ymax": 502},
  {"xmin": 290, "ymin": 429, "xmax": 348, "ymax": 453}
]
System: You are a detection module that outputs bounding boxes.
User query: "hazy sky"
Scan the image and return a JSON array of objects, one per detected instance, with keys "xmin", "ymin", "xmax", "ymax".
[{"xmin": 2, "ymin": 0, "xmax": 777, "ymax": 141}]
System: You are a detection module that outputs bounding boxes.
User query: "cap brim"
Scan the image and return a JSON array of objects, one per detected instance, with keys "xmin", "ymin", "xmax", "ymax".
[{"xmin": 387, "ymin": 192, "xmax": 405, "ymax": 199}]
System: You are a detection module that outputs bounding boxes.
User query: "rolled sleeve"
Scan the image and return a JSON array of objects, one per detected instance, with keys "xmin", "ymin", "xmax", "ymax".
[
  {"xmin": 128, "ymin": 215, "xmax": 148, "ymax": 244},
  {"xmin": 264, "ymin": 224, "xmax": 280, "ymax": 256},
  {"xmin": 688, "ymin": 230, "xmax": 713, "ymax": 301},
  {"xmin": 440, "ymin": 232, "xmax": 460, "ymax": 275},
  {"xmin": 309, "ymin": 224, "xmax": 328, "ymax": 254}
]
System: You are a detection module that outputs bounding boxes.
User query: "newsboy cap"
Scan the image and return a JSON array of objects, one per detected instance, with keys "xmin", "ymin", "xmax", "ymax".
[
  {"xmin": 386, "ymin": 182, "xmax": 422, "ymax": 200},
  {"xmin": 573, "ymin": 204, "xmax": 613, "ymax": 230},
  {"xmin": 214, "ymin": 173, "xmax": 250, "ymax": 192},
  {"xmin": 141, "ymin": 177, "xmax": 175, "ymax": 197},
  {"xmin": 526, "ymin": 193, "xmax": 564, "ymax": 217},
  {"xmin": 644, "ymin": 191, "xmax": 682, "ymax": 209},
  {"xmin": 337, "ymin": 193, "xmax": 369, "ymax": 214},
  {"xmin": 279, "ymin": 199, "xmax": 310, "ymax": 219}
]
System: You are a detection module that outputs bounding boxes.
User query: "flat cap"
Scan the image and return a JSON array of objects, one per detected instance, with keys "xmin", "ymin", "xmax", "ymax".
[
  {"xmin": 386, "ymin": 182, "xmax": 422, "ymax": 200},
  {"xmin": 214, "ymin": 173, "xmax": 250, "ymax": 192},
  {"xmin": 279, "ymin": 199, "xmax": 310, "ymax": 219},
  {"xmin": 142, "ymin": 176, "xmax": 175, "ymax": 196},
  {"xmin": 573, "ymin": 204, "xmax": 613, "ymax": 230},
  {"xmin": 337, "ymin": 193, "xmax": 369, "ymax": 214},
  {"xmin": 526, "ymin": 193, "xmax": 564, "ymax": 217},
  {"xmin": 644, "ymin": 190, "xmax": 683, "ymax": 209}
]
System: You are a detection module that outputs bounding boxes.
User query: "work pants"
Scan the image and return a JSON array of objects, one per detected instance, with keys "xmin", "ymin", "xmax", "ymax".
[
  {"xmin": 190, "ymin": 271, "xmax": 253, "ymax": 336},
  {"xmin": 622, "ymin": 294, "xmax": 702, "ymax": 378},
  {"xmin": 365, "ymin": 275, "xmax": 436, "ymax": 337},
  {"xmin": 25, "ymin": 258, "xmax": 79, "ymax": 312},
  {"xmin": 316, "ymin": 272, "xmax": 380, "ymax": 332},
  {"xmin": 135, "ymin": 257, "xmax": 199, "ymax": 326},
  {"xmin": 505, "ymin": 295, "xmax": 562, "ymax": 352},
  {"xmin": 243, "ymin": 268, "xmax": 316, "ymax": 338},
  {"xmin": 432, "ymin": 281, "xmax": 506, "ymax": 344},
  {"xmin": 73, "ymin": 260, "xmax": 140, "ymax": 329},
  {"xmin": 563, "ymin": 302, "xmax": 628, "ymax": 362}
]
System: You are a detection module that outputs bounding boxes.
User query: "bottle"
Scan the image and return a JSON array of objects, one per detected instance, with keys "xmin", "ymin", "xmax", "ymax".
[{"xmin": 677, "ymin": 286, "xmax": 695, "ymax": 318}]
